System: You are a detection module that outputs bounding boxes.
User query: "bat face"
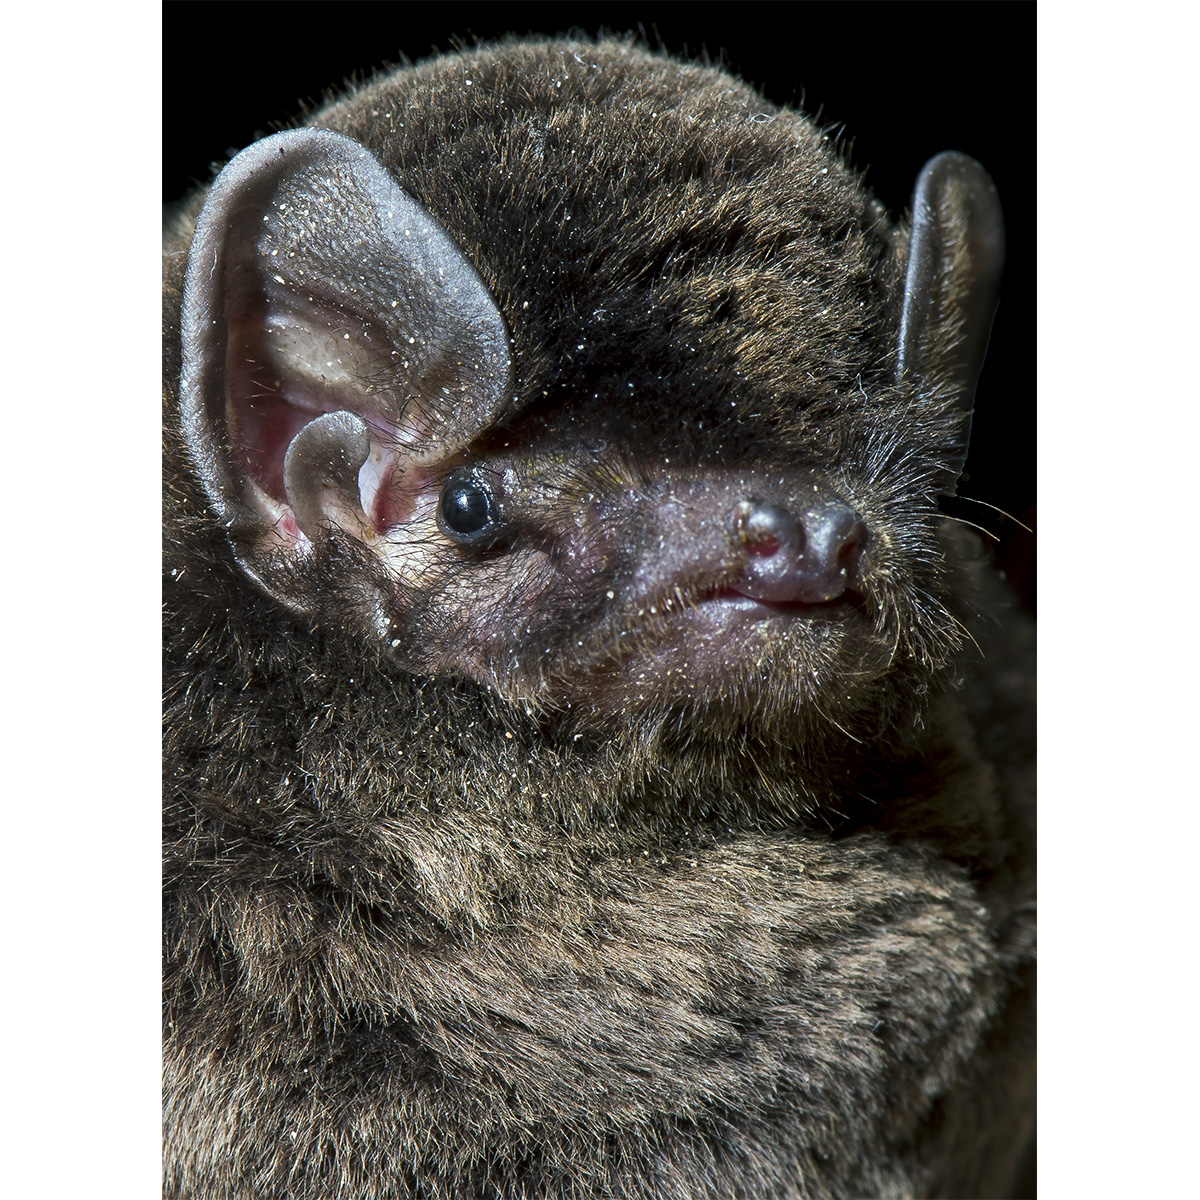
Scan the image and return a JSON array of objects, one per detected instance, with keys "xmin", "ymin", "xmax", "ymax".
[
  {"xmin": 163, "ymin": 38, "xmax": 1033, "ymax": 1200},
  {"xmin": 171, "ymin": 40, "xmax": 1000, "ymax": 739}
]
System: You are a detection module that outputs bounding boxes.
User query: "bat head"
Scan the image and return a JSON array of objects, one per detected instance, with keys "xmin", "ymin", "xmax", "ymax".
[{"xmin": 169, "ymin": 43, "xmax": 1002, "ymax": 745}]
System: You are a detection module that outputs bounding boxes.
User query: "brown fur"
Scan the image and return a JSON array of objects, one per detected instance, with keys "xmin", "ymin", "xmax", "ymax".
[{"xmin": 164, "ymin": 39, "xmax": 1034, "ymax": 1199}]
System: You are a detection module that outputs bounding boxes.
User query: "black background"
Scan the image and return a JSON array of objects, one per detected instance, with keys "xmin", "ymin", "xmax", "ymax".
[{"xmin": 164, "ymin": 2, "xmax": 1034, "ymax": 608}]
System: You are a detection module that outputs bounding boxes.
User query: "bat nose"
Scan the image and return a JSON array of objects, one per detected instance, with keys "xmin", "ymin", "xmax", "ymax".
[{"xmin": 732, "ymin": 497, "xmax": 868, "ymax": 603}]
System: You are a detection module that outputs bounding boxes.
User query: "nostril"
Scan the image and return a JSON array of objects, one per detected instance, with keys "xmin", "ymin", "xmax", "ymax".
[
  {"xmin": 834, "ymin": 520, "xmax": 869, "ymax": 575},
  {"xmin": 800, "ymin": 505, "xmax": 868, "ymax": 595},
  {"xmin": 733, "ymin": 499, "xmax": 801, "ymax": 559}
]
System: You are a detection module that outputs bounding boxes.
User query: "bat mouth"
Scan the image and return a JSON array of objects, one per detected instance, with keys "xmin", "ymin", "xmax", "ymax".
[
  {"xmin": 601, "ymin": 578, "xmax": 870, "ymax": 634},
  {"xmin": 529, "ymin": 578, "xmax": 879, "ymax": 716},
  {"xmin": 695, "ymin": 585, "xmax": 868, "ymax": 621}
]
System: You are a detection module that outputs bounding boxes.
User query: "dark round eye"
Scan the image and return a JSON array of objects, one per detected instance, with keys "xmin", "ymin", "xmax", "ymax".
[{"xmin": 439, "ymin": 471, "xmax": 499, "ymax": 543}]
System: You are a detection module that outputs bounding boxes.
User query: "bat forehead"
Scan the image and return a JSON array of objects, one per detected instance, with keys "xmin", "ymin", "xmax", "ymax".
[{"xmin": 320, "ymin": 43, "xmax": 896, "ymax": 411}]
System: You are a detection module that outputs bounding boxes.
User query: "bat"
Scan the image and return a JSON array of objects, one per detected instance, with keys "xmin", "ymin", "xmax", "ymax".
[{"xmin": 163, "ymin": 36, "xmax": 1035, "ymax": 1199}]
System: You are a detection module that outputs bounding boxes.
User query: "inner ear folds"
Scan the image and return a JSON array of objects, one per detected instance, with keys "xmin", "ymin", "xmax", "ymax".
[
  {"xmin": 895, "ymin": 151, "xmax": 1004, "ymax": 483},
  {"xmin": 178, "ymin": 127, "xmax": 512, "ymax": 604}
]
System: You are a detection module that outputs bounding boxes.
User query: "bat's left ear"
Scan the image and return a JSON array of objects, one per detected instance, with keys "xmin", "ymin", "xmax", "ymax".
[{"xmin": 896, "ymin": 152, "xmax": 1004, "ymax": 485}]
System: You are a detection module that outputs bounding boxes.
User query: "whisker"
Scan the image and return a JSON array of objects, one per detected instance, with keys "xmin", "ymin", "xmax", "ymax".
[
  {"xmin": 934, "ymin": 512, "xmax": 1000, "ymax": 543},
  {"xmin": 955, "ymin": 495, "xmax": 1033, "ymax": 533}
]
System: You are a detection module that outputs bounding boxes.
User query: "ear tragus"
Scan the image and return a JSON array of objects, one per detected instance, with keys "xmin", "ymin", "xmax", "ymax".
[
  {"xmin": 178, "ymin": 128, "xmax": 512, "ymax": 603},
  {"xmin": 282, "ymin": 411, "xmax": 375, "ymax": 544},
  {"xmin": 896, "ymin": 151, "xmax": 1004, "ymax": 483}
]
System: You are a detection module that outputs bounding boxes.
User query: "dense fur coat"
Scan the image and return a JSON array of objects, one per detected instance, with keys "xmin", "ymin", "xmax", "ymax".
[{"xmin": 163, "ymin": 39, "xmax": 1035, "ymax": 1199}]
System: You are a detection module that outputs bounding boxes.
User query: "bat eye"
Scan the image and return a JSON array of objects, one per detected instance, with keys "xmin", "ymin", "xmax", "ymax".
[{"xmin": 439, "ymin": 471, "xmax": 500, "ymax": 544}]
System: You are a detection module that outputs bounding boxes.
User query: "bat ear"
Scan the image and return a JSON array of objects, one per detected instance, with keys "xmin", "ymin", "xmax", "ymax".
[
  {"xmin": 178, "ymin": 128, "xmax": 511, "ymax": 607},
  {"xmin": 895, "ymin": 151, "xmax": 1004, "ymax": 485}
]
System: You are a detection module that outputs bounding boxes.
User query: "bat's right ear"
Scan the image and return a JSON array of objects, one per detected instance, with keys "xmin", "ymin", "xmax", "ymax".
[
  {"xmin": 895, "ymin": 152, "xmax": 1004, "ymax": 488},
  {"xmin": 178, "ymin": 128, "xmax": 511, "ymax": 607}
]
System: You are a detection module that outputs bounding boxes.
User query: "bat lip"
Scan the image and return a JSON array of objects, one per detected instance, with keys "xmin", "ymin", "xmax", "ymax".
[
  {"xmin": 696, "ymin": 586, "xmax": 868, "ymax": 621},
  {"xmin": 570, "ymin": 582, "xmax": 871, "ymax": 671}
]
